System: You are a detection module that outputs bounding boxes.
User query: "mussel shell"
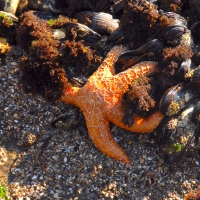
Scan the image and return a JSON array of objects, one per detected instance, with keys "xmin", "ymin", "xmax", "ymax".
[
  {"xmin": 166, "ymin": 135, "xmax": 194, "ymax": 163},
  {"xmin": 160, "ymin": 25, "xmax": 188, "ymax": 45},
  {"xmin": 158, "ymin": 0, "xmax": 185, "ymax": 9},
  {"xmin": 118, "ymin": 39, "xmax": 164, "ymax": 57},
  {"xmin": 156, "ymin": 103, "xmax": 197, "ymax": 163},
  {"xmin": 94, "ymin": 0, "xmax": 112, "ymax": 12},
  {"xmin": 63, "ymin": 22, "xmax": 102, "ymax": 43},
  {"xmin": 32, "ymin": 11, "xmax": 56, "ymax": 20},
  {"xmin": 111, "ymin": 0, "xmax": 125, "ymax": 14},
  {"xmin": 191, "ymin": 67, "xmax": 200, "ymax": 85},
  {"xmin": 74, "ymin": 11, "xmax": 96, "ymax": 26},
  {"xmin": 176, "ymin": 59, "xmax": 195, "ymax": 81},
  {"xmin": 0, "ymin": 0, "xmax": 19, "ymax": 15},
  {"xmin": 92, "ymin": 12, "xmax": 119, "ymax": 35},
  {"xmin": 159, "ymin": 83, "xmax": 196, "ymax": 116},
  {"xmin": 162, "ymin": 12, "xmax": 187, "ymax": 27},
  {"xmin": 191, "ymin": 101, "xmax": 200, "ymax": 124},
  {"xmin": 107, "ymin": 27, "xmax": 124, "ymax": 42},
  {"xmin": 190, "ymin": 21, "xmax": 200, "ymax": 40}
]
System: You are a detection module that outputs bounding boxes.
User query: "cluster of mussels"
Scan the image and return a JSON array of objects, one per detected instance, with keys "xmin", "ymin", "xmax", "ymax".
[{"xmin": 1, "ymin": 0, "xmax": 200, "ymax": 164}]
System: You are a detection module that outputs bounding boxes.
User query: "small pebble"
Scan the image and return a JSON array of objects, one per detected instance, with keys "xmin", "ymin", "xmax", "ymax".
[
  {"xmin": 54, "ymin": 193, "xmax": 59, "ymax": 198},
  {"xmin": 11, "ymin": 62, "xmax": 17, "ymax": 66}
]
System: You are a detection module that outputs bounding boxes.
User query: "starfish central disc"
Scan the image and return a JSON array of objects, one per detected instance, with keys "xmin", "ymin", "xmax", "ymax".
[{"xmin": 60, "ymin": 45, "xmax": 164, "ymax": 165}]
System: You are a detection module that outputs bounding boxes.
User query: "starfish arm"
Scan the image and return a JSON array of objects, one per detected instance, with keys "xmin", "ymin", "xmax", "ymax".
[
  {"xmin": 110, "ymin": 61, "xmax": 158, "ymax": 95},
  {"xmin": 60, "ymin": 85, "xmax": 80, "ymax": 105},
  {"xmin": 84, "ymin": 113, "xmax": 131, "ymax": 165},
  {"xmin": 108, "ymin": 104, "xmax": 164, "ymax": 133},
  {"xmin": 90, "ymin": 45, "xmax": 127, "ymax": 80}
]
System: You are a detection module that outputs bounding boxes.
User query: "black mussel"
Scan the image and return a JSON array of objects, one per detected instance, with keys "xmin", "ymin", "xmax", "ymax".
[
  {"xmin": 118, "ymin": 39, "xmax": 164, "ymax": 57},
  {"xmin": 192, "ymin": 101, "xmax": 200, "ymax": 124},
  {"xmin": 156, "ymin": 103, "xmax": 197, "ymax": 163},
  {"xmin": 107, "ymin": 27, "xmax": 124, "ymax": 42},
  {"xmin": 191, "ymin": 101, "xmax": 200, "ymax": 143},
  {"xmin": 32, "ymin": 11, "xmax": 56, "ymax": 20},
  {"xmin": 159, "ymin": 83, "xmax": 197, "ymax": 116},
  {"xmin": 28, "ymin": 0, "xmax": 68, "ymax": 14},
  {"xmin": 176, "ymin": 59, "xmax": 195, "ymax": 81},
  {"xmin": 94, "ymin": 0, "xmax": 112, "ymax": 12},
  {"xmin": 115, "ymin": 53, "xmax": 149, "ymax": 71},
  {"xmin": 63, "ymin": 22, "xmax": 102, "ymax": 43},
  {"xmin": 111, "ymin": 0, "xmax": 125, "ymax": 14},
  {"xmin": 162, "ymin": 12, "xmax": 187, "ymax": 27},
  {"xmin": 74, "ymin": 11, "xmax": 96, "ymax": 26},
  {"xmin": 75, "ymin": 11, "xmax": 119, "ymax": 35},
  {"xmin": 92, "ymin": 12, "xmax": 119, "ymax": 35},
  {"xmin": 166, "ymin": 135, "xmax": 194, "ymax": 163},
  {"xmin": 185, "ymin": 67, "xmax": 200, "ymax": 86},
  {"xmin": 160, "ymin": 25, "xmax": 193, "ymax": 46},
  {"xmin": 158, "ymin": 0, "xmax": 185, "ymax": 13},
  {"xmin": 154, "ymin": 116, "xmax": 175, "ymax": 145},
  {"xmin": 190, "ymin": 21, "xmax": 200, "ymax": 41}
]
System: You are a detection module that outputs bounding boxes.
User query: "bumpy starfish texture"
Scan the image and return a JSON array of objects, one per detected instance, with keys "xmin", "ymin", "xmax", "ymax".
[{"xmin": 60, "ymin": 45, "xmax": 164, "ymax": 165}]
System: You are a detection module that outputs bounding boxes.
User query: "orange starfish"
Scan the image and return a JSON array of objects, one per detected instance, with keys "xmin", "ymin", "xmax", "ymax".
[{"xmin": 60, "ymin": 45, "xmax": 164, "ymax": 165}]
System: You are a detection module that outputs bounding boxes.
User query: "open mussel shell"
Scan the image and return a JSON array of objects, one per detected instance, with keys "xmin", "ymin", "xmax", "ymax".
[{"xmin": 159, "ymin": 83, "xmax": 197, "ymax": 116}]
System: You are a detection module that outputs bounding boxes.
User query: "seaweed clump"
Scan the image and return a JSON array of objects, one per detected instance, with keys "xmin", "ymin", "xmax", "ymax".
[
  {"xmin": 156, "ymin": 44, "xmax": 193, "ymax": 89},
  {"xmin": 122, "ymin": 76, "xmax": 156, "ymax": 127},
  {"xmin": 17, "ymin": 11, "xmax": 103, "ymax": 101},
  {"xmin": 61, "ymin": 39, "xmax": 102, "ymax": 82},
  {"xmin": 184, "ymin": 189, "xmax": 200, "ymax": 200},
  {"xmin": 17, "ymin": 11, "xmax": 66, "ymax": 101},
  {"xmin": 120, "ymin": 0, "xmax": 160, "ymax": 49}
]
